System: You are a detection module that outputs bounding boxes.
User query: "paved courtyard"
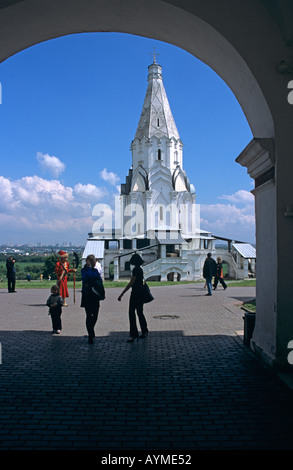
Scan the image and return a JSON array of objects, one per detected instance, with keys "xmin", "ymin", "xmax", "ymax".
[{"xmin": 1, "ymin": 282, "xmax": 293, "ymax": 453}]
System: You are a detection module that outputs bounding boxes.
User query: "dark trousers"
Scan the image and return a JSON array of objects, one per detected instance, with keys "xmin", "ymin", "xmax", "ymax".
[
  {"xmin": 81, "ymin": 292, "xmax": 100, "ymax": 340},
  {"xmin": 85, "ymin": 305, "xmax": 99, "ymax": 339},
  {"xmin": 213, "ymin": 276, "xmax": 227, "ymax": 289},
  {"xmin": 129, "ymin": 294, "xmax": 148, "ymax": 337},
  {"xmin": 85, "ymin": 310, "xmax": 99, "ymax": 339},
  {"xmin": 205, "ymin": 276, "xmax": 213, "ymax": 294},
  {"xmin": 50, "ymin": 307, "xmax": 62, "ymax": 331},
  {"xmin": 7, "ymin": 276, "xmax": 15, "ymax": 292}
]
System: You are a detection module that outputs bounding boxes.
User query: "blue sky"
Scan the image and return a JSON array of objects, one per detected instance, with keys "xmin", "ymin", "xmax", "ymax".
[{"xmin": 0, "ymin": 32, "xmax": 254, "ymax": 245}]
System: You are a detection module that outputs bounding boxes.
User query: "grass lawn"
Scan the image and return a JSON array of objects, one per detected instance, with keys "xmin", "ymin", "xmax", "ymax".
[
  {"xmin": 226, "ymin": 279, "xmax": 256, "ymax": 287},
  {"xmin": 1, "ymin": 278, "xmax": 256, "ymax": 289},
  {"xmin": 242, "ymin": 298, "xmax": 256, "ymax": 312}
]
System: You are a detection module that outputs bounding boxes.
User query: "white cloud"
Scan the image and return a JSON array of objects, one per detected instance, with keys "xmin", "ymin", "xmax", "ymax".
[
  {"xmin": 200, "ymin": 197, "xmax": 255, "ymax": 243},
  {"xmin": 11, "ymin": 176, "xmax": 74, "ymax": 208},
  {"xmin": 0, "ymin": 176, "xmax": 14, "ymax": 210},
  {"xmin": 0, "ymin": 175, "xmax": 113, "ymax": 243},
  {"xmin": 0, "ymin": 174, "xmax": 255, "ymax": 244},
  {"xmin": 74, "ymin": 183, "xmax": 108, "ymax": 201},
  {"xmin": 198, "ymin": 189, "xmax": 255, "ymax": 242},
  {"xmin": 218, "ymin": 189, "xmax": 254, "ymax": 204},
  {"xmin": 99, "ymin": 168, "xmax": 120, "ymax": 186},
  {"xmin": 37, "ymin": 152, "xmax": 66, "ymax": 178},
  {"xmin": 201, "ymin": 203, "xmax": 255, "ymax": 226}
]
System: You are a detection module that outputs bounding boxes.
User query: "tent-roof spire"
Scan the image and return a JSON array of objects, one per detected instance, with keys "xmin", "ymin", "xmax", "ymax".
[{"xmin": 134, "ymin": 55, "xmax": 180, "ymax": 141}]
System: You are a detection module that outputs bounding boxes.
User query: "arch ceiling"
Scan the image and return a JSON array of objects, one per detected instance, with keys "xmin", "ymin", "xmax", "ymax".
[{"xmin": 0, "ymin": 0, "xmax": 278, "ymax": 138}]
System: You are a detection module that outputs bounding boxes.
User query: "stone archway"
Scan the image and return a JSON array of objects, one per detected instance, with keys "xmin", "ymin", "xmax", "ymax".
[
  {"xmin": 1, "ymin": 0, "xmax": 293, "ymax": 369},
  {"xmin": 0, "ymin": 0, "xmax": 274, "ymax": 139},
  {"xmin": 167, "ymin": 270, "xmax": 182, "ymax": 282}
]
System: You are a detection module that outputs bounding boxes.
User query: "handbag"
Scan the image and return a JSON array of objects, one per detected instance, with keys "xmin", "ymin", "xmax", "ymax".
[
  {"xmin": 86, "ymin": 269, "xmax": 105, "ymax": 300},
  {"xmin": 143, "ymin": 281, "xmax": 154, "ymax": 304},
  {"xmin": 91, "ymin": 277, "xmax": 105, "ymax": 300}
]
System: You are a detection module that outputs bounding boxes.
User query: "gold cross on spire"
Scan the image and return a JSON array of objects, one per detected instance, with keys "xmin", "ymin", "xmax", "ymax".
[{"xmin": 149, "ymin": 47, "xmax": 160, "ymax": 64}]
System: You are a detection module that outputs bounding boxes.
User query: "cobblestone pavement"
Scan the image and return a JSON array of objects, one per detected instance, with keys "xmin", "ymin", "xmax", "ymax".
[{"xmin": 0, "ymin": 282, "xmax": 293, "ymax": 452}]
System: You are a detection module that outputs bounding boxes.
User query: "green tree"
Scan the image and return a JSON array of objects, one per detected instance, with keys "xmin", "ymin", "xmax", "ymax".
[{"xmin": 43, "ymin": 255, "xmax": 57, "ymax": 280}]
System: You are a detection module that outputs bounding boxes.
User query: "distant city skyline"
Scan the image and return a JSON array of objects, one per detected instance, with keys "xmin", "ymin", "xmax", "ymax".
[
  {"xmin": 0, "ymin": 242, "xmax": 84, "ymax": 248},
  {"xmin": 0, "ymin": 32, "xmax": 254, "ymax": 245}
]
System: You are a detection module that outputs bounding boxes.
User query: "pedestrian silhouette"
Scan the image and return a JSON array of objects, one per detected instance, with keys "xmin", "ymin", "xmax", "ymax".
[{"xmin": 118, "ymin": 253, "xmax": 148, "ymax": 342}]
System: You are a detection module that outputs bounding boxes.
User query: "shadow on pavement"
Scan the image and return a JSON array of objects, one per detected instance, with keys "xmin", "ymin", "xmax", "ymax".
[{"xmin": 0, "ymin": 329, "xmax": 293, "ymax": 450}]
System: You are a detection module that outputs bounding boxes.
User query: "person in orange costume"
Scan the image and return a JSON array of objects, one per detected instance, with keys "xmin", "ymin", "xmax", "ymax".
[{"xmin": 55, "ymin": 251, "xmax": 76, "ymax": 306}]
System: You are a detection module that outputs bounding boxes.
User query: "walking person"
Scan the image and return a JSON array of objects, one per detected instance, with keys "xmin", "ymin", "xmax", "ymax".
[
  {"xmin": 6, "ymin": 256, "xmax": 16, "ymax": 293},
  {"xmin": 213, "ymin": 257, "xmax": 227, "ymax": 290},
  {"xmin": 203, "ymin": 253, "xmax": 217, "ymax": 296},
  {"xmin": 81, "ymin": 254, "xmax": 104, "ymax": 344},
  {"xmin": 118, "ymin": 253, "xmax": 148, "ymax": 342},
  {"xmin": 95, "ymin": 258, "xmax": 102, "ymax": 277},
  {"xmin": 46, "ymin": 284, "xmax": 63, "ymax": 334}
]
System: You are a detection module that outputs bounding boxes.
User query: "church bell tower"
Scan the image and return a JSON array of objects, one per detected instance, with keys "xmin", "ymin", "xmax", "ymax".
[{"xmin": 120, "ymin": 57, "xmax": 196, "ymax": 241}]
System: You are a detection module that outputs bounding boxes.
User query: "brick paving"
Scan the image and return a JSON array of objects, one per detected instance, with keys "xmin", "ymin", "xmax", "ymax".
[{"xmin": 1, "ymin": 282, "xmax": 293, "ymax": 452}]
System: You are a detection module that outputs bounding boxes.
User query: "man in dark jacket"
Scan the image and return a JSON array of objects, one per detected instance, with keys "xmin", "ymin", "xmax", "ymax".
[
  {"xmin": 203, "ymin": 253, "xmax": 216, "ymax": 296},
  {"xmin": 6, "ymin": 256, "xmax": 16, "ymax": 293}
]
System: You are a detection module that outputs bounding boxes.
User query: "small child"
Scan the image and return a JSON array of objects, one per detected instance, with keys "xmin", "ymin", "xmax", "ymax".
[{"xmin": 46, "ymin": 285, "xmax": 64, "ymax": 334}]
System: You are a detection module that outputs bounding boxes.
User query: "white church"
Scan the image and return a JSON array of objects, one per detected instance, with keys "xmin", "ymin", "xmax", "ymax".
[{"xmin": 83, "ymin": 58, "xmax": 255, "ymax": 281}]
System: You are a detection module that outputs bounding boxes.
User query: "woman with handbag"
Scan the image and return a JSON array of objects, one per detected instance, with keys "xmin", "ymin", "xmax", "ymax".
[
  {"xmin": 118, "ymin": 253, "xmax": 148, "ymax": 342},
  {"xmin": 81, "ymin": 254, "xmax": 104, "ymax": 343}
]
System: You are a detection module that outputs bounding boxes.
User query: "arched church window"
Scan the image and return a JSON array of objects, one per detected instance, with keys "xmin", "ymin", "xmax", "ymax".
[
  {"xmin": 158, "ymin": 149, "xmax": 161, "ymax": 160},
  {"xmin": 109, "ymin": 261, "xmax": 114, "ymax": 280},
  {"xmin": 157, "ymin": 118, "xmax": 160, "ymax": 127}
]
